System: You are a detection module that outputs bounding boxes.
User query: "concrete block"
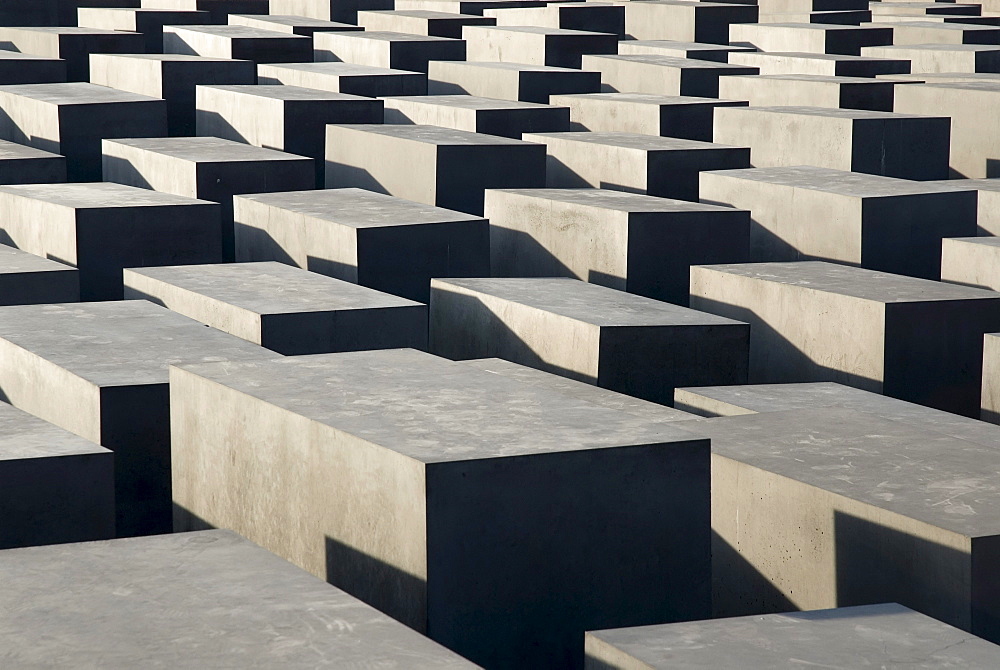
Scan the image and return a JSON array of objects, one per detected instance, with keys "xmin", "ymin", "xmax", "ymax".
[
  {"xmin": 730, "ymin": 23, "xmax": 893, "ymax": 55},
  {"xmin": 620, "ymin": 1, "xmax": 759, "ymax": 44},
  {"xmin": 258, "ymin": 61, "xmax": 428, "ymax": 97},
  {"xmin": 617, "ymin": 39, "xmax": 756, "ymax": 63},
  {"xmin": 0, "ymin": 245, "xmax": 78, "ymax": 305},
  {"xmin": 430, "ymin": 277, "xmax": 750, "ymax": 403},
  {"xmin": 927, "ymin": 177, "xmax": 1000, "ymax": 234},
  {"xmin": 523, "ymin": 131, "xmax": 750, "ymax": 201},
  {"xmin": 0, "ymin": 300, "xmax": 270, "ymax": 536},
  {"xmin": 872, "ymin": 2, "xmax": 983, "ymax": 17},
  {"xmin": 0, "ymin": 530, "xmax": 479, "ymax": 668},
  {"xmin": 170, "ymin": 347, "xmax": 712, "ymax": 668},
  {"xmin": 462, "ymin": 25, "xmax": 618, "ymax": 69},
  {"xmin": 0, "ymin": 182, "xmax": 222, "ymax": 300},
  {"xmin": 427, "ymin": 60, "xmax": 601, "ymax": 102},
  {"xmin": 357, "ymin": 9, "xmax": 495, "ymax": 39},
  {"xmin": 0, "ymin": 27, "xmax": 147, "ymax": 81},
  {"xmin": 102, "ymin": 136, "xmax": 315, "ymax": 261},
  {"xmin": 894, "ymin": 81, "xmax": 1000, "ymax": 178},
  {"xmin": 76, "ymin": 7, "xmax": 210, "ymax": 52},
  {"xmin": 0, "ymin": 83, "xmax": 166, "ymax": 182},
  {"xmin": 581, "ymin": 54, "xmax": 759, "ymax": 97},
  {"xmin": 861, "ymin": 44, "xmax": 1000, "ymax": 72},
  {"xmin": 233, "ymin": 188, "xmax": 490, "ymax": 303},
  {"xmin": 89, "ymin": 53, "xmax": 256, "ymax": 137},
  {"xmin": 0, "ymin": 139, "xmax": 66, "ymax": 184},
  {"xmin": 196, "ymin": 84, "xmax": 382, "ymax": 185},
  {"xmin": 123, "ymin": 262, "xmax": 428, "ymax": 354},
  {"xmin": 394, "ymin": 0, "xmax": 550, "ymax": 16},
  {"xmin": 982, "ymin": 332, "xmax": 1000, "ymax": 422},
  {"xmin": 756, "ymin": 0, "xmax": 868, "ymax": 12},
  {"xmin": 699, "ymin": 165, "xmax": 976, "ymax": 278},
  {"xmin": 689, "ymin": 260, "xmax": 1000, "ymax": 415},
  {"xmin": 729, "ymin": 49, "xmax": 911, "ymax": 76},
  {"xmin": 888, "ymin": 20, "xmax": 1000, "ymax": 45},
  {"xmin": 140, "ymin": 0, "xmax": 269, "ymax": 24},
  {"xmin": 314, "ymin": 30, "xmax": 466, "ymax": 74},
  {"xmin": 873, "ymin": 15, "xmax": 1000, "ymax": 26},
  {"xmin": 0, "ymin": 51, "xmax": 66, "ymax": 85},
  {"xmin": 381, "ymin": 94, "xmax": 570, "ymax": 138},
  {"xmin": 325, "ymin": 124, "xmax": 546, "ymax": 216},
  {"xmin": 485, "ymin": 187, "xmax": 751, "ymax": 305},
  {"xmin": 585, "ymin": 604, "xmax": 1000, "ymax": 668},
  {"xmin": 759, "ymin": 9, "xmax": 872, "ymax": 24},
  {"xmin": 228, "ymin": 13, "xmax": 365, "ymax": 36},
  {"xmin": 0, "ymin": 0, "xmax": 135, "ymax": 27},
  {"xmin": 550, "ymin": 92, "xmax": 748, "ymax": 141},
  {"xmin": 942, "ymin": 237, "xmax": 1000, "ymax": 292},
  {"xmin": 162, "ymin": 25, "xmax": 313, "ymax": 63},
  {"xmin": 269, "ymin": 0, "xmax": 395, "ymax": 24},
  {"xmin": 713, "ymin": 106, "xmax": 951, "ymax": 180},
  {"xmin": 484, "ymin": 3, "xmax": 625, "ymax": 37},
  {"xmin": 879, "ymin": 72, "xmax": 1000, "ymax": 83},
  {"xmin": 718, "ymin": 73, "xmax": 896, "ymax": 111}
]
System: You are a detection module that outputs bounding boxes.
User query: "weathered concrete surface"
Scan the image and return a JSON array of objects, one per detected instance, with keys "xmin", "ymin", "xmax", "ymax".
[
  {"xmin": 0, "ymin": 530, "xmax": 479, "ymax": 668},
  {"xmin": 229, "ymin": 13, "xmax": 365, "ymax": 36},
  {"xmin": 163, "ymin": 24, "xmax": 313, "ymax": 63},
  {"xmin": 585, "ymin": 604, "xmax": 1000, "ymax": 669},
  {"xmin": 0, "ymin": 139, "xmax": 66, "ymax": 184},
  {"xmin": 0, "ymin": 182, "xmax": 221, "ymax": 300},
  {"xmin": 170, "ymin": 348, "xmax": 711, "ymax": 668},
  {"xmin": 0, "ymin": 50, "xmax": 66, "ymax": 85},
  {"xmin": 717, "ymin": 73, "xmax": 896, "ymax": 110},
  {"xmin": 357, "ymin": 9, "xmax": 495, "ymax": 39},
  {"xmin": 381, "ymin": 94, "xmax": 570, "ymax": 138},
  {"xmin": 258, "ymin": 61, "xmax": 428, "ymax": 97},
  {"xmin": 394, "ymin": 0, "xmax": 550, "ymax": 17},
  {"xmin": 270, "ymin": 0, "xmax": 395, "ymax": 24},
  {"xmin": 485, "ymin": 187, "xmax": 750, "ymax": 305},
  {"xmin": 142, "ymin": 0, "xmax": 270, "ymax": 24},
  {"xmin": 927, "ymin": 177, "xmax": 1000, "ymax": 234},
  {"xmin": 943, "ymin": 237, "xmax": 1000, "ymax": 292},
  {"xmin": 77, "ymin": 7, "xmax": 210, "ymax": 53},
  {"xmin": 861, "ymin": 43, "xmax": 1000, "ymax": 72},
  {"xmin": 124, "ymin": 262, "xmax": 428, "ymax": 354},
  {"xmin": 581, "ymin": 53, "xmax": 759, "ymax": 97},
  {"xmin": 689, "ymin": 261, "xmax": 1000, "ymax": 416},
  {"xmin": 0, "ymin": 26, "xmax": 147, "ymax": 81},
  {"xmin": 314, "ymin": 29, "xmax": 466, "ymax": 73},
  {"xmin": 234, "ymin": 188, "xmax": 489, "ymax": 303},
  {"xmin": 618, "ymin": 0, "xmax": 758, "ymax": 44},
  {"xmin": 463, "ymin": 25, "xmax": 618, "ymax": 69},
  {"xmin": 728, "ymin": 49, "xmax": 911, "ymax": 76},
  {"xmin": 430, "ymin": 276, "xmax": 750, "ymax": 404},
  {"xmin": 617, "ymin": 39, "xmax": 755, "ymax": 62},
  {"xmin": 484, "ymin": 3, "xmax": 624, "ymax": 36},
  {"xmin": 887, "ymin": 20, "xmax": 1000, "ymax": 45},
  {"xmin": 0, "ymin": 0, "xmax": 135, "ymax": 27},
  {"xmin": 699, "ymin": 165, "xmax": 977, "ymax": 278},
  {"xmin": 0, "ymin": 245, "xmax": 78, "ymax": 305},
  {"xmin": 428, "ymin": 59, "xmax": 601, "ymax": 102},
  {"xmin": 730, "ymin": 22, "xmax": 893, "ymax": 55}
]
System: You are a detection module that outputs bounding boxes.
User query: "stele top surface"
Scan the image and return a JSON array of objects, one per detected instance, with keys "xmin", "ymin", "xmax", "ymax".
[
  {"xmin": 331, "ymin": 123, "xmax": 533, "ymax": 145},
  {"xmin": 0, "ymin": 82, "xmax": 161, "ymax": 104},
  {"xmin": 319, "ymin": 29, "xmax": 458, "ymax": 42},
  {"xmin": 202, "ymin": 84, "xmax": 371, "ymax": 102},
  {"xmin": 523, "ymin": 131, "xmax": 741, "ymax": 151},
  {"xmin": 725, "ymin": 104, "xmax": 941, "ymax": 120},
  {"xmin": 167, "ymin": 24, "xmax": 311, "ymax": 40},
  {"xmin": 93, "ymin": 53, "xmax": 250, "ymax": 64},
  {"xmin": 551, "ymin": 92, "xmax": 735, "ymax": 105},
  {"xmin": 491, "ymin": 187, "xmax": 742, "ymax": 213},
  {"xmin": 0, "ymin": 181, "xmax": 215, "ymax": 208},
  {"xmin": 259, "ymin": 61, "xmax": 422, "ymax": 76},
  {"xmin": 105, "ymin": 136, "xmax": 309, "ymax": 163},
  {"xmin": 703, "ymin": 165, "xmax": 977, "ymax": 197},
  {"xmin": 0, "ymin": 138, "xmax": 62, "ymax": 159},
  {"xmin": 0, "ymin": 244, "xmax": 75, "ymax": 274},
  {"xmin": 586, "ymin": 53, "xmax": 753, "ymax": 69},
  {"xmin": 434, "ymin": 60, "xmax": 586, "ymax": 73},
  {"xmin": 0, "ymin": 401, "xmax": 107, "ymax": 461},
  {"xmin": 381, "ymin": 94, "xmax": 554, "ymax": 110}
]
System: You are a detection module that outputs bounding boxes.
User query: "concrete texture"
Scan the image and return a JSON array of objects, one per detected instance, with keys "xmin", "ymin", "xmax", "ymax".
[
  {"xmin": 228, "ymin": 13, "xmax": 365, "ymax": 36},
  {"xmin": 618, "ymin": 0, "xmax": 758, "ymax": 44},
  {"xmin": 698, "ymin": 165, "xmax": 977, "ymax": 278},
  {"xmin": 270, "ymin": 0, "xmax": 395, "ymax": 24},
  {"xmin": 0, "ymin": 26, "xmax": 147, "ymax": 81},
  {"xmin": 123, "ymin": 262, "xmax": 428, "ymax": 355},
  {"xmin": 102, "ymin": 136, "xmax": 315, "ymax": 261},
  {"xmin": 0, "ymin": 245, "xmax": 79, "ymax": 305},
  {"xmin": 943, "ymin": 237, "xmax": 1000, "ymax": 292},
  {"xmin": 357, "ymin": 9, "xmax": 495, "ymax": 39},
  {"xmin": 728, "ymin": 49, "xmax": 911, "ymax": 76},
  {"xmin": 381, "ymin": 94, "xmax": 570, "ymax": 138},
  {"xmin": 462, "ymin": 25, "xmax": 618, "ymax": 69},
  {"xmin": 89, "ymin": 53, "xmax": 257, "ymax": 137},
  {"xmin": 325, "ymin": 124, "xmax": 546, "ymax": 216},
  {"xmin": 581, "ymin": 53, "xmax": 759, "ymax": 98},
  {"xmin": 549, "ymin": 92, "xmax": 748, "ymax": 141},
  {"xmin": 0, "ymin": 50, "xmax": 66, "ymax": 85},
  {"xmin": 0, "ymin": 82, "xmax": 166, "ymax": 182},
  {"xmin": 0, "ymin": 530, "xmax": 479, "ymax": 668},
  {"xmin": 257, "ymin": 61, "xmax": 428, "ymax": 97},
  {"xmin": 77, "ymin": 7, "xmax": 210, "ymax": 53},
  {"xmin": 730, "ymin": 22, "xmax": 893, "ymax": 55},
  {"xmin": 429, "ymin": 276, "xmax": 750, "ymax": 404},
  {"xmin": 162, "ymin": 24, "xmax": 313, "ymax": 63},
  {"xmin": 0, "ymin": 300, "xmax": 271, "ymax": 536},
  {"xmin": 314, "ymin": 30, "xmax": 466, "ymax": 73},
  {"xmin": 713, "ymin": 105, "xmax": 951, "ymax": 180},
  {"xmin": 484, "ymin": 3, "xmax": 624, "ymax": 36},
  {"xmin": 523, "ymin": 131, "xmax": 750, "ymax": 202},
  {"xmin": 861, "ymin": 43, "xmax": 1000, "ymax": 72},
  {"xmin": 394, "ymin": 0, "xmax": 550, "ymax": 17},
  {"xmin": 233, "ymin": 188, "xmax": 488, "ymax": 303},
  {"xmin": 0, "ymin": 139, "xmax": 66, "ymax": 184},
  {"xmin": 928, "ymin": 177, "xmax": 1000, "ymax": 234},
  {"xmin": 427, "ymin": 59, "xmax": 601, "ymax": 103},
  {"xmin": 616, "ymin": 39, "xmax": 755, "ymax": 62},
  {"xmin": 169, "ymin": 347, "xmax": 711, "ymax": 668},
  {"xmin": 0, "ymin": 0, "xmax": 135, "ymax": 27},
  {"xmin": 585, "ymin": 604, "xmax": 1000, "ymax": 669},
  {"xmin": 142, "ymin": 0, "xmax": 270, "ymax": 24},
  {"xmin": 887, "ymin": 20, "xmax": 1000, "ymax": 45},
  {"xmin": 485, "ymin": 187, "xmax": 751, "ymax": 305},
  {"xmin": 982, "ymin": 333, "xmax": 1000, "ymax": 423},
  {"xmin": 717, "ymin": 73, "xmax": 896, "ymax": 111},
  {"xmin": 689, "ymin": 261, "xmax": 1000, "ymax": 416},
  {"xmin": 0, "ymin": 181, "xmax": 221, "ymax": 300}
]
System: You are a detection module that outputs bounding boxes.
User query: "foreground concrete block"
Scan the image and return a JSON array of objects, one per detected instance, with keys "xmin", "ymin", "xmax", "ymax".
[
  {"xmin": 486, "ymin": 187, "xmax": 750, "ymax": 304},
  {"xmin": 76, "ymin": 7, "xmax": 210, "ymax": 53},
  {"xmin": 314, "ymin": 30, "xmax": 466, "ymax": 73},
  {"xmin": 0, "ymin": 530, "xmax": 478, "ymax": 668},
  {"xmin": 699, "ymin": 165, "xmax": 977, "ymax": 278},
  {"xmin": 170, "ymin": 348, "xmax": 711, "ymax": 668},
  {"xmin": 270, "ymin": 0, "xmax": 395, "ymax": 24},
  {"xmin": 382, "ymin": 94, "xmax": 569, "ymax": 138},
  {"xmin": 524, "ymin": 131, "xmax": 750, "ymax": 201},
  {"xmin": 0, "ymin": 139, "xmax": 66, "ymax": 184},
  {"xmin": 586, "ymin": 604, "xmax": 1000, "ymax": 669},
  {"xmin": 0, "ymin": 27, "xmax": 147, "ymax": 81},
  {"xmin": 0, "ymin": 245, "xmax": 78, "ymax": 305},
  {"xmin": 0, "ymin": 83, "xmax": 166, "ymax": 182},
  {"xmin": 729, "ymin": 49, "xmax": 911, "ymax": 76},
  {"xmin": 486, "ymin": 3, "xmax": 624, "ymax": 36},
  {"xmin": 229, "ymin": 13, "xmax": 365, "ymax": 36},
  {"xmin": 358, "ymin": 9, "xmax": 495, "ymax": 38},
  {"xmin": 102, "ymin": 136, "xmax": 315, "ymax": 261},
  {"xmin": 234, "ymin": 188, "xmax": 489, "ymax": 302},
  {"xmin": 550, "ymin": 92, "xmax": 747, "ymax": 140},
  {"xmin": 582, "ymin": 53, "xmax": 759, "ymax": 97},
  {"xmin": 713, "ymin": 106, "xmax": 951, "ymax": 180},
  {"xmin": 124, "ymin": 262, "xmax": 427, "ymax": 354},
  {"xmin": 258, "ymin": 61, "xmax": 428, "ymax": 97},
  {"xmin": 0, "ymin": 50, "xmax": 66, "ymax": 85},
  {"xmin": 430, "ymin": 277, "xmax": 750, "ymax": 403},
  {"xmin": 0, "ymin": 300, "xmax": 270, "ymax": 536},
  {"xmin": 718, "ymin": 73, "xmax": 896, "ymax": 110},
  {"xmin": 326, "ymin": 124, "xmax": 546, "ymax": 216},
  {"xmin": 620, "ymin": 0, "xmax": 758, "ymax": 44},
  {"xmin": 690, "ymin": 261, "xmax": 1000, "ymax": 415},
  {"xmin": 0, "ymin": 182, "xmax": 222, "ymax": 300},
  {"xmin": 617, "ymin": 39, "xmax": 756, "ymax": 62},
  {"xmin": 861, "ymin": 43, "xmax": 1000, "ymax": 71},
  {"xmin": 89, "ymin": 53, "xmax": 256, "ymax": 137},
  {"xmin": 463, "ymin": 25, "xmax": 618, "ymax": 69},
  {"xmin": 163, "ymin": 25, "xmax": 313, "ymax": 63},
  {"xmin": 731, "ymin": 22, "xmax": 893, "ymax": 55},
  {"xmin": 943, "ymin": 237, "xmax": 1000, "ymax": 292},
  {"xmin": 428, "ymin": 60, "xmax": 601, "ymax": 102}
]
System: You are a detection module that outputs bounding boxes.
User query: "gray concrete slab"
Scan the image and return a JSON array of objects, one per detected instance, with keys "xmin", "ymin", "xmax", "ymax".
[
  {"xmin": 523, "ymin": 131, "xmax": 750, "ymax": 201},
  {"xmin": 76, "ymin": 7, "xmax": 210, "ymax": 52},
  {"xmin": 713, "ymin": 105, "xmax": 951, "ymax": 180},
  {"xmin": 758, "ymin": 0, "xmax": 869, "ymax": 13},
  {"xmin": 162, "ymin": 24, "xmax": 313, "ymax": 63},
  {"xmin": 689, "ymin": 260, "xmax": 1000, "ymax": 416},
  {"xmin": 0, "ymin": 0, "xmax": 135, "ymax": 27},
  {"xmin": 0, "ymin": 50, "xmax": 66, "ymax": 85},
  {"xmin": 124, "ymin": 262, "xmax": 428, "ymax": 355},
  {"xmin": 926, "ymin": 177, "xmax": 1000, "ymax": 234},
  {"xmin": 861, "ymin": 43, "xmax": 1000, "ymax": 72},
  {"xmin": 0, "ymin": 139, "xmax": 66, "ymax": 184},
  {"xmin": 728, "ymin": 49, "xmax": 912, "ymax": 76},
  {"xmin": 0, "ymin": 82, "xmax": 166, "ymax": 182},
  {"xmin": 717, "ymin": 73, "xmax": 897, "ymax": 110},
  {"xmin": 484, "ymin": 2, "xmax": 624, "ymax": 36},
  {"xmin": 314, "ymin": 30, "xmax": 466, "ymax": 73},
  {"xmin": 730, "ymin": 22, "xmax": 893, "ymax": 55},
  {"xmin": 760, "ymin": 9, "xmax": 873, "ymax": 24},
  {"xmin": 427, "ymin": 59, "xmax": 601, "ymax": 103},
  {"xmin": 887, "ymin": 20, "xmax": 1000, "ymax": 45},
  {"xmin": 462, "ymin": 25, "xmax": 618, "ymax": 69},
  {"xmin": 430, "ymin": 276, "xmax": 750, "ymax": 404},
  {"xmin": 872, "ymin": 1, "xmax": 983, "ymax": 17},
  {"xmin": 228, "ymin": 13, "xmax": 365, "ymax": 36},
  {"xmin": 394, "ymin": 0, "xmax": 550, "ymax": 16},
  {"xmin": 0, "ymin": 181, "xmax": 222, "ymax": 300},
  {"xmin": 0, "ymin": 26, "xmax": 147, "ymax": 81},
  {"xmin": 485, "ymin": 187, "xmax": 750, "ymax": 304},
  {"xmin": 943, "ymin": 237, "xmax": 1000, "ymax": 292},
  {"xmin": 581, "ymin": 53, "xmax": 759, "ymax": 98},
  {"xmin": 233, "ymin": 188, "xmax": 489, "ymax": 303},
  {"xmin": 102, "ymin": 136, "xmax": 315, "ymax": 261},
  {"xmin": 618, "ymin": 0, "xmax": 759, "ymax": 44},
  {"xmin": 381, "ymin": 94, "xmax": 570, "ymax": 138},
  {"xmin": 170, "ymin": 347, "xmax": 711, "ymax": 668},
  {"xmin": 585, "ymin": 604, "xmax": 1000, "ymax": 669},
  {"xmin": 141, "ymin": 0, "xmax": 270, "ymax": 24},
  {"xmin": 0, "ymin": 244, "xmax": 79, "ymax": 305},
  {"xmin": 878, "ymin": 70, "xmax": 1000, "ymax": 82},
  {"xmin": 269, "ymin": 0, "xmax": 395, "ymax": 24},
  {"xmin": 699, "ymin": 165, "xmax": 977, "ymax": 278},
  {"xmin": 617, "ymin": 38, "xmax": 756, "ymax": 62},
  {"xmin": 0, "ymin": 530, "xmax": 479, "ymax": 668},
  {"xmin": 257, "ymin": 61, "xmax": 428, "ymax": 97},
  {"xmin": 357, "ymin": 9, "xmax": 495, "ymax": 39}
]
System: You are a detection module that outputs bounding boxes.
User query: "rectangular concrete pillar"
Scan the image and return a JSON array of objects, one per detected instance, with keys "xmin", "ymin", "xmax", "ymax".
[
  {"xmin": 258, "ymin": 61, "xmax": 428, "ymax": 97},
  {"xmin": 142, "ymin": 0, "xmax": 269, "ymax": 24},
  {"xmin": 0, "ymin": 139, "xmax": 66, "ymax": 184},
  {"xmin": 462, "ymin": 25, "xmax": 618, "ymax": 69},
  {"xmin": 381, "ymin": 94, "xmax": 570, "ymax": 138},
  {"xmin": 929, "ymin": 178, "xmax": 1000, "ymax": 234},
  {"xmin": 428, "ymin": 60, "xmax": 601, "ymax": 102},
  {"xmin": 888, "ymin": 20, "xmax": 1000, "ymax": 45},
  {"xmin": 729, "ymin": 50, "xmax": 911, "ymax": 76},
  {"xmin": 581, "ymin": 53, "xmax": 759, "ymax": 97},
  {"xmin": 0, "ymin": 245, "xmax": 78, "ymax": 305},
  {"xmin": 357, "ymin": 9, "xmax": 495, "ymax": 38},
  {"xmin": 394, "ymin": 0, "xmax": 550, "ymax": 16},
  {"xmin": 0, "ymin": 0, "xmax": 135, "ymax": 27},
  {"xmin": 730, "ymin": 22, "xmax": 893, "ymax": 55},
  {"xmin": 484, "ymin": 3, "xmax": 625, "ymax": 36},
  {"xmin": 943, "ymin": 237, "xmax": 1000, "ymax": 292},
  {"xmin": 270, "ymin": 0, "xmax": 395, "ymax": 24},
  {"xmin": 617, "ymin": 39, "xmax": 755, "ymax": 62},
  {"xmin": 620, "ymin": 1, "xmax": 758, "ymax": 44},
  {"xmin": 0, "ymin": 51, "xmax": 66, "ymax": 85},
  {"xmin": 717, "ymin": 73, "xmax": 896, "ymax": 111},
  {"xmin": 163, "ymin": 25, "xmax": 313, "ymax": 63},
  {"xmin": 759, "ymin": 8, "xmax": 872, "ymax": 23},
  {"xmin": 0, "ymin": 26, "xmax": 147, "ymax": 81},
  {"xmin": 861, "ymin": 43, "xmax": 1000, "ymax": 71},
  {"xmin": 77, "ymin": 7, "xmax": 210, "ymax": 53},
  {"xmin": 314, "ymin": 30, "xmax": 466, "ymax": 73},
  {"xmin": 228, "ymin": 13, "xmax": 365, "ymax": 37}
]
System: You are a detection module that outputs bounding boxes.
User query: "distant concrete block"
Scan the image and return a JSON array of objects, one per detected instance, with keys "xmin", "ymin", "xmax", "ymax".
[
  {"xmin": 258, "ymin": 61, "xmax": 428, "ymax": 97},
  {"xmin": 758, "ymin": 8, "xmax": 872, "ymax": 24},
  {"xmin": 730, "ymin": 22, "xmax": 893, "ymax": 55},
  {"xmin": 357, "ymin": 9, "xmax": 495, "ymax": 38},
  {"xmin": 484, "ymin": 3, "xmax": 625, "ymax": 36},
  {"xmin": 717, "ymin": 73, "xmax": 896, "ymax": 111},
  {"xmin": 581, "ymin": 53, "xmax": 759, "ymax": 97},
  {"xmin": 381, "ymin": 94, "xmax": 570, "ymax": 138},
  {"xmin": 0, "ymin": 0, "xmax": 135, "ymax": 27},
  {"xmin": 162, "ymin": 24, "xmax": 313, "ymax": 63},
  {"xmin": 485, "ymin": 187, "xmax": 750, "ymax": 305},
  {"xmin": 620, "ymin": 1, "xmax": 758, "ymax": 44},
  {"xmin": 269, "ymin": 0, "xmax": 394, "ymax": 24},
  {"xmin": 394, "ymin": 0, "xmax": 549, "ymax": 16},
  {"xmin": 141, "ymin": 0, "xmax": 269, "ymax": 24},
  {"xmin": 76, "ymin": 7, "xmax": 210, "ymax": 53},
  {"xmin": 463, "ymin": 25, "xmax": 618, "ymax": 69},
  {"xmin": 0, "ymin": 245, "xmax": 78, "ymax": 305},
  {"xmin": 0, "ymin": 26, "xmax": 147, "ymax": 81},
  {"xmin": 234, "ymin": 188, "xmax": 490, "ymax": 302},
  {"xmin": 228, "ymin": 13, "xmax": 365, "ymax": 36},
  {"xmin": 888, "ymin": 20, "xmax": 1000, "ymax": 45},
  {"xmin": 861, "ymin": 44, "xmax": 1000, "ymax": 72},
  {"xmin": 928, "ymin": 177, "xmax": 1000, "ymax": 234},
  {"xmin": 0, "ymin": 50, "xmax": 66, "ymax": 85},
  {"xmin": 617, "ymin": 38, "xmax": 755, "ymax": 62},
  {"xmin": 0, "ymin": 139, "xmax": 66, "ymax": 184},
  {"xmin": 729, "ymin": 50, "xmax": 911, "ymax": 76},
  {"xmin": 314, "ymin": 30, "xmax": 466, "ymax": 73},
  {"xmin": 428, "ymin": 60, "xmax": 601, "ymax": 103}
]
